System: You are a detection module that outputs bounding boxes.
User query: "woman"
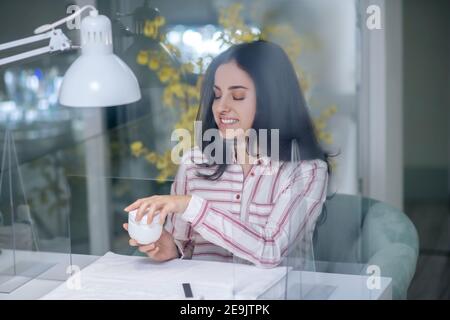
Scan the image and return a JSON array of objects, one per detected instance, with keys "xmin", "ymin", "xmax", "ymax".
[{"xmin": 123, "ymin": 40, "xmax": 329, "ymax": 268}]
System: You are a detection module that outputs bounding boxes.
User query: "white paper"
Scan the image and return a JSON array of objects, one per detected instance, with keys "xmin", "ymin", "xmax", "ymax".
[{"xmin": 41, "ymin": 252, "xmax": 288, "ymax": 300}]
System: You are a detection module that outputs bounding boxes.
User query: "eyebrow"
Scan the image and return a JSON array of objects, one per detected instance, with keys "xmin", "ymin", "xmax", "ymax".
[{"xmin": 213, "ymin": 85, "xmax": 248, "ymax": 91}]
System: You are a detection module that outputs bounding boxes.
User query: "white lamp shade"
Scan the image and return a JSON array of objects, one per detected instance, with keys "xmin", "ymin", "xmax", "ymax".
[
  {"xmin": 59, "ymin": 54, "xmax": 141, "ymax": 107},
  {"xmin": 58, "ymin": 11, "xmax": 141, "ymax": 107}
]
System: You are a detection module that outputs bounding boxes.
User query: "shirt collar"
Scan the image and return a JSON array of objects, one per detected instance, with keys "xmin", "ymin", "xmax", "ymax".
[
  {"xmin": 229, "ymin": 146, "xmax": 271, "ymax": 166},
  {"xmin": 256, "ymin": 154, "xmax": 271, "ymax": 166}
]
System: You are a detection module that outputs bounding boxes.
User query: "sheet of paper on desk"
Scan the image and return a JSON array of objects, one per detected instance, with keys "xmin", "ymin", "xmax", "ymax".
[{"xmin": 41, "ymin": 252, "xmax": 288, "ymax": 300}]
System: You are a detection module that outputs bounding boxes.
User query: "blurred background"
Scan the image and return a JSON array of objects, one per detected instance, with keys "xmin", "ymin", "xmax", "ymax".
[{"xmin": 0, "ymin": 0, "xmax": 448, "ymax": 299}]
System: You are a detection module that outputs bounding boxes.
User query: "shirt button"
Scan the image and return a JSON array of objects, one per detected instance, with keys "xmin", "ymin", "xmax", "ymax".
[
  {"xmin": 250, "ymin": 172, "xmax": 255, "ymax": 177},
  {"xmin": 235, "ymin": 194, "xmax": 241, "ymax": 200}
]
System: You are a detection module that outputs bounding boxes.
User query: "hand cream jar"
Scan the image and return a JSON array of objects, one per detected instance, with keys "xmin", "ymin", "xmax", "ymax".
[{"xmin": 128, "ymin": 209, "xmax": 163, "ymax": 245}]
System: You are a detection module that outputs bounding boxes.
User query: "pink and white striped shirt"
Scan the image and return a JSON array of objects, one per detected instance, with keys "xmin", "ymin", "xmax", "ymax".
[{"xmin": 164, "ymin": 147, "xmax": 328, "ymax": 268}]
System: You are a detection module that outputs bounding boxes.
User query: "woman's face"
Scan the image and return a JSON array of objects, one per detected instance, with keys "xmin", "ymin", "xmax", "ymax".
[{"xmin": 212, "ymin": 61, "xmax": 257, "ymax": 140}]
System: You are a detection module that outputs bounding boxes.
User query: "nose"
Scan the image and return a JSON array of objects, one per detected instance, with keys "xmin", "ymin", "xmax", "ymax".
[{"xmin": 215, "ymin": 95, "xmax": 232, "ymax": 113}]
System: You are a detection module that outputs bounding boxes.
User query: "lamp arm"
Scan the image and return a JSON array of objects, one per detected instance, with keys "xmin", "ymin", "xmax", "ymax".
[
  {"xmin": 0, "ymin": 5, "xmax": 97, "ymax": 66},
  {"xmin": 0, "ymin": 29, "xmax": 72, "ymax": 66},
  {"xmin": 34, "ymin": 5, "xmax": 97, "ymax": 34}
]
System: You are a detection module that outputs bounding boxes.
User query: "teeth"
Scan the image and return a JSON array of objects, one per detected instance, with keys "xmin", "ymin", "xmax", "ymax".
[{"xmin": 221, "ymin": 119, "xmax": 238, "ymax": 124}]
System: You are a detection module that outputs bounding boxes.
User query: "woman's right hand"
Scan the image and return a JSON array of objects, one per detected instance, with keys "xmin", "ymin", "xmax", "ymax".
[{"xmin": 123, "ymin": 224, "xmax": 179, "ymax": 262}]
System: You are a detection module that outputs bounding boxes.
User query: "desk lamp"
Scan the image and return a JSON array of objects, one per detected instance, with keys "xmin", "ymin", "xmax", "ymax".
[{"xmin": 0, "ymin": 5, "xmax": 141, "ymax": 293}]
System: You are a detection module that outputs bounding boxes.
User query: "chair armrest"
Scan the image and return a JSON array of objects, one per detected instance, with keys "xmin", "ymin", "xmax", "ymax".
[{"xmin": 361, "ymin": 202, "xmax": 419, "ymax": 299}]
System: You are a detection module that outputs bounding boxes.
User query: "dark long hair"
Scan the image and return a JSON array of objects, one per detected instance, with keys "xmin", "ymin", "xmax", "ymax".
[{"xmin": 195, "ymin": 40, "xmax": 331, "ymax": 180}]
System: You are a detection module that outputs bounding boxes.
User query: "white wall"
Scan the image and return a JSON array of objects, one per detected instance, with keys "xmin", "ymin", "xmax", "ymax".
[{"xmin": 359, "ymin": 0, "xmax": 404, "ymax": 210}]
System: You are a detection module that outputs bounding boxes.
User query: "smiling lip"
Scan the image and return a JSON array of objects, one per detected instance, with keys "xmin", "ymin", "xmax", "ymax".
[{"xmin": 218, "ymin": 117, "xmax": 239, "ymax": 128}]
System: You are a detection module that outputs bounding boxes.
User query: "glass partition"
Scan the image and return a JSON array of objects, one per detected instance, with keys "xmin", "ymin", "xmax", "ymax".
[
  {"xmin": 0, "ymin": 0, "xmax": 422, "ymax": 300},
  {"xmin": 1, "ymin": 0, "xmax": 362, "ymax": 298},
  {"xmin": 0, "ymin": 130, "xmax": 72, "ymax": 293}
]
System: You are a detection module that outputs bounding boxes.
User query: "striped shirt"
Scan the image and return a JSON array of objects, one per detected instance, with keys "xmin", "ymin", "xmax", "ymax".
[{"xmin": 164, "ymin": 147, "xmax": 328, "ymax": 268}]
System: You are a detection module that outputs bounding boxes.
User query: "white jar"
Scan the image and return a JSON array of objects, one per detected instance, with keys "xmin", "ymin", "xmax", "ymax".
[{"xmin": 127, "ymin": 209, "xmax": 163, "ymax": 245}]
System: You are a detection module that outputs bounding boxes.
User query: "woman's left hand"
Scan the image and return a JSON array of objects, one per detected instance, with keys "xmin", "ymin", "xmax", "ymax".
[{"xmin": 124, "ymin": 195, "xmax": 192, "ymax": 224}]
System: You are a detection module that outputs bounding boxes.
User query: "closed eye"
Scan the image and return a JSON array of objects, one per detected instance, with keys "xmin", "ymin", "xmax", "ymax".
[{"xmin": 213, "ymin": 96, "xmax": 244, "ymax": 101}]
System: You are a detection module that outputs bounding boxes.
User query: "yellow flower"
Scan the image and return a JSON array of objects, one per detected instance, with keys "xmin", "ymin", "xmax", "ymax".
[
  {"xmin": 144, "ymin": 21, "xmax": 157, "ymax": 38},
  {"xmin": 131, "ymin": 141, "xmax": 143, "ymax": 157},
  {"xmin": 323, "ymin": 133, "xmax": 333, "ymax": 145},
  {"xmin": 325, "ymin": 138, "xmax": 333, "ymax": 145},
  {"xmin": 187, "ymin": 85, "xmax": 200, "ymax": 100},
  {"xmin": 136, "ymin": 51, "xmax": 148, "ymax": 65},
  {"xmin": 158, "ymin": 67, "xmax": 173, "ymax": 83},
  {"xmin": 318, "ymin": 131, "xmax": 326, "ymax": 141},
  {"xmin": 241, "ymin": 33, "xmax": 255, "ymax": 42},
  {"xmin": 314, "ymin": 119, "xmax": 326, "ymax": 131},
  {"xmin": 156, "ymin": 157, "xmax": 168, "ymax": 170},
  {"xmin": 172, "ymin": 86, "xmax": 184, "ymax": 100},
  {"xmin": 182, "ymin": 62, "xmax": 194, "ymax": 73},
  {"xmin": 171, "ymin": 71, "xmax": 180, "ymax": 82},
  {"xmin": 154, "ymin": 16, "xmax": 166, "ymax": 27},
  {"xmin": 322, "ymin": 108, "xmax": 335, "ymax": 118},
  {"xmin": 164, "ymin": 43, "xmax": 181, "ymax": 58},
  {"xmin": 145, "ymin": 152, "xmax": 158, "ymax": 164},
  {"xmin": 148, "ymin": 57, "xmax": 159, "ymax": 70},
  {"xmin": 163, "ymin": 87, "xmax": 174, "ymax": 107}
]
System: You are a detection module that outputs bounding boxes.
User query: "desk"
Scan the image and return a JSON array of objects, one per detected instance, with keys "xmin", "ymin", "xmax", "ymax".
[
  {"xmin": 0, "ymin": 250, "xmax": 391, "ymax": 300},
  {"xmin": 260, "ymin": 269, "xmax": 392, "ymax": 300},
  {"xmin": 0, "ymin": 250, "xmax": 99, "ymax": 300}
]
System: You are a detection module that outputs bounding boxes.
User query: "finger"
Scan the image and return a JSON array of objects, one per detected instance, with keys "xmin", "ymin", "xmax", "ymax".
[
  {"xmin": 139, "ymin": 243, "xmax": 156, "ymax": 252},
  {"xmin": 123, "ymin": 223, "xmax": 128, "ymax": 231},
  {"xmin": 146, "ymin": 202, "xmax": 164, "ymax": 224},
  {"xmin": 136, "ymin": 201, "xmax": 152, "ymax": 222},
  {"xmin": 124, "ymin": 199, "xmax": 144, "ymax": 212},
  {"xmin": 142, "ymin": 202, "xmax": 157, "ymax": 223},
  {"xmin": 136, "ymin": 197, "xmax": 162, "ymax": 221},
  {"xmin": 129, "ymin": 238, "xmax": 138, "ymax": 246},
  {"xmin": 128, "ymin": 196, "xmax": 160, "ymax": 213},
  {"xmin": 147, "ymin": 246, "xmax": 160, "ymax": 258},
  {"xmin": 158, "ymin": 208, "xmax": 171, "ymax": 225},
  {"xmin": 124, "ymin": 199, "xmax": 142, "ymax": 212}
]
